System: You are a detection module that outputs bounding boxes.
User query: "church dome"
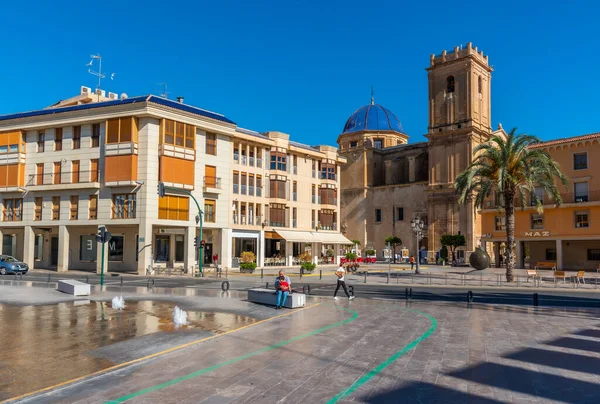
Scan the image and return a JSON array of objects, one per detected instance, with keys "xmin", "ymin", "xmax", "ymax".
[{"xmin": 342, "ymin": 104, "xmax": 405, "ymax": 135}]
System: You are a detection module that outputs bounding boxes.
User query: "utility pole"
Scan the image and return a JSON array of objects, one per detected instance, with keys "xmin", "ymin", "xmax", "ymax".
[{"xmin": 96, "ymin": 226, "xmax": 111, "ymax": 286}]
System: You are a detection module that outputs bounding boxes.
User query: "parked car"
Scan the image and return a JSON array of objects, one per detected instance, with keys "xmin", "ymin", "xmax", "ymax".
[{"xmin": 0, "ymin": 255, "xmax": 29, "ymax": 275}]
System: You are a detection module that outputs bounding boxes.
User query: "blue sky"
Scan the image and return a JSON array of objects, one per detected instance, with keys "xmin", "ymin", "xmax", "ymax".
[{"xmin": 1, "ymin": 0, "xmax": 599, "ymax": 146}]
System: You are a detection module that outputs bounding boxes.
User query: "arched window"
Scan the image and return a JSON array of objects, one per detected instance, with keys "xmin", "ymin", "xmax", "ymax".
[
  {"xmin": 446, "ymin": 76, "xmax": 455, "ymax": 93},
  {"xmin": 478, "ymin": 76, "xmax": 482, "ymax": 94}
]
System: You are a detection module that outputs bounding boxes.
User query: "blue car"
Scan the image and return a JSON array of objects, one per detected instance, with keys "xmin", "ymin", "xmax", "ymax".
[{"xmin": 0, "ymin": 255, "xmax": 29, "ymax": 275}]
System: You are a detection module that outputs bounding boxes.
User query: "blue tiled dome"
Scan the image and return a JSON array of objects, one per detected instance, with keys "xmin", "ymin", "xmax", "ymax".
[{"xmin": 342, "ymin": 104, "xmax": 405, "ymax": 134}]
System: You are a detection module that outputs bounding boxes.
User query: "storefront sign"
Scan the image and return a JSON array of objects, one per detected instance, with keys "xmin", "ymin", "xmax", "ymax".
[
  {"xmin": 158, "ymin": 228, "xmax": 185, "ymax": 235},
  {"xmin": 524, "ymin": 231, "xmax": 550, "ymax": 237}
]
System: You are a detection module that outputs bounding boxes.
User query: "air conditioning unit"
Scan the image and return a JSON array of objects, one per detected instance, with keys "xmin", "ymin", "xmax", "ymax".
[
  {"xmin": 80, "ymin": 86, "xmax": 91, "ymax": 94},
  {"xmin": 108, "ymin": 92, "xmax": 118, "ymax": 100}
]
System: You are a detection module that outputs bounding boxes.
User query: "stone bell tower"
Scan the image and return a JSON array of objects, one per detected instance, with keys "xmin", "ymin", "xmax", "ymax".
[{"xmin": 425, "ymin": 42, "xmax": 493, "ymax": 257}]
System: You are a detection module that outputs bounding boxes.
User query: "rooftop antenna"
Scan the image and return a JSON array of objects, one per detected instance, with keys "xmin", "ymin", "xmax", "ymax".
[
  {"xmin": 370, "ymin": 85, "xmax": 375, "ymax": 105},
  {"xmin": 157, "ymin": 83, "xmax": 169, "ymax": 99},
  {"xmin": 87, "ymin": 54, "xmax": 115, "ymax": 101}
]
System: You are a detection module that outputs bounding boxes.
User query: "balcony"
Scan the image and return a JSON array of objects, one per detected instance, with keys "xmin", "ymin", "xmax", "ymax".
[
  {"xmin": 249, "ymin": 156, "xmax": 255, "ymax": 166},
  {"xmin": 203, "ymin": 176, "xmax": 222, "ymax": 193},
  {"xmin": 241, "ymin": 156, "xmax": 247, "ymax": 165},
  {"xmin": 233, "ymin": 214, "xmax": 262, "ymax": 226},
  {"xmin": 27, "ymin": 171, "xmax": 100, "ymax": 191},
  {"xmin": 270, "ymin": 220, "xmax": 286, "ymax": 227},
  {"xmin": 319, "ymin": 222, "xmax": 337, "ymax": 231},
  {"xmin": 508, "ymin": 190, "xmax": 600, "ymax": 208}
]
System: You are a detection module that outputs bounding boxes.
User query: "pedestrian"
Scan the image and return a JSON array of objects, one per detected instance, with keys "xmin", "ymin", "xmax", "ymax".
[
  {"xmin": 410, "ymin": 255, "xmax": 415, "ymax": 270},
  {"xmin": 334, "ymin": 264, "xmax": 354, "ymax": 300},
  {"xmin": 274, "ymin": 270, "xmax": 291, "ymax": 309}
]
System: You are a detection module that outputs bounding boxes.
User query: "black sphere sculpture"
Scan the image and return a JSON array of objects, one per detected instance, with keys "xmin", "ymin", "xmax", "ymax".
[{"xmin": 469, "ymin": 247, "xmax": 491, "ymax": 270}]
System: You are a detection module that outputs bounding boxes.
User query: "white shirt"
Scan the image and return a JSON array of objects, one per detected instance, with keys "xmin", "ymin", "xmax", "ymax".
[{"xmin": 336, "ymin": 266, "xmax": 346, "ymax": 281}]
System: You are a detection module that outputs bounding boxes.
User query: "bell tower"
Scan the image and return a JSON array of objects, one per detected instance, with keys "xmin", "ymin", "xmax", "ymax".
[{"xmin": 425, "ymin": 42, "xmax": 493, "ymax": 258}]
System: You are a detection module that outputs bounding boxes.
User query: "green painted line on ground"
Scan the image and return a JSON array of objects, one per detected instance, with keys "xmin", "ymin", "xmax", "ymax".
[
  {"xmin": 327, "ymin": 309, "xmax": 438, "ymax": 403},
  {"xmin": 106, "ymin": 307, "xmax": 359, "ymax": 404}
]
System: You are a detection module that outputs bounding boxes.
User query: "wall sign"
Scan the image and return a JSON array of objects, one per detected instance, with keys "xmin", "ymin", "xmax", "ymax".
[{"xmin": 524, "ymin": 231, "xmax": 550, "ymax": 237}]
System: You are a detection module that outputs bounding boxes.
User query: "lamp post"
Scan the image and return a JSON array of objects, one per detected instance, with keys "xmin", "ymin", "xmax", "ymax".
[{"xmin": 411, "ymin": 216, "xmax": 426, "ymax": 274}]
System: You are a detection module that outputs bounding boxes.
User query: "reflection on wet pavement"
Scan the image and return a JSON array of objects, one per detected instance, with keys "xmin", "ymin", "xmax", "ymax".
[{"xmin": 0, "ymin": 300, "xmax": 257, "ymax": 400}]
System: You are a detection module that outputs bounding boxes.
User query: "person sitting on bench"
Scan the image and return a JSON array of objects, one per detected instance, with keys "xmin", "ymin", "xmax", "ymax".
[{"xmin": 274, "ymin": 270, "xmax": 291, "ymax": 309}]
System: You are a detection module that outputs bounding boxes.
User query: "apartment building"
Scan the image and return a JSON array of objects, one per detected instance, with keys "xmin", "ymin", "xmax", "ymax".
[
  {"xmin": 480, "ymin": 133, "xmax": 600, "ymax": 270},
  {"xmin": 0, "ymin": 87, "xmax": 348, "ymax": 274}
]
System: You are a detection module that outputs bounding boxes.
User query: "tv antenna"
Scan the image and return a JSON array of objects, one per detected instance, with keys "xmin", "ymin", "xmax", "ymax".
[
  {"xmin": 157, "ymin": 83, "xmax": 169, "ymax": 99},
  {"xmin": 87, "ymin": 54, "xmax": 115, "ymax": 101}
]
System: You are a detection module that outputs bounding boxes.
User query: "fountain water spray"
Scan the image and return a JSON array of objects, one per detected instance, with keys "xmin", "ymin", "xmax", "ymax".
[
  {"xmin": 173, "ymin": 306, "xmax": 188, "ymax": 326},
  {"xmin": 111, "ymin": 296, "xmax": 125, "ymax": 310}
]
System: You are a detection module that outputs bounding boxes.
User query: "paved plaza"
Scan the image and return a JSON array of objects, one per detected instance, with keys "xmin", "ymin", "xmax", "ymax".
[{"xmin": 1, "ymin": 281, "xmax": 600, "ymax": 403}]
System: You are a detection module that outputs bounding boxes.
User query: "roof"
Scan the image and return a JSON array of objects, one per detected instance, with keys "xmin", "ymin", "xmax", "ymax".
[
  {"xmin": 235, "ymin": 127, "xmax": 269, "ymax": 140},
  {"xmin": 289, "ymin": 140, "xmax": 319, "ymax": 152},
  {"xmin": 0, "ymin": 95, "xmax": 236, "ymax": 125},
  {"xmin": 342, "ymin": 104, "xmax": 405, "ymax": 135},
  {"xmin": 529, "ymin": 132, "xmax": 600, "ymax": 149}
]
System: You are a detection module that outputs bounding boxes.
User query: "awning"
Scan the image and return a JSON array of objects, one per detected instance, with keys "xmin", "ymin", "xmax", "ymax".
[
  {"xmin": 314, "ymin": 232, "xmax": 353, "ymax": 245},
  {"xmin": 274, "ymin": 230, "xmax": 316, "ymax": 243}
]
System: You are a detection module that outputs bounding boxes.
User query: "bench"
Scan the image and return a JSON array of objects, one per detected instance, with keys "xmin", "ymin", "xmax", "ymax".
[
  {"xmin": 526, "ymin": 270, "xmax": 540, "ymax": 282},
  {"xmin": 57, "ymin": 279, "xmax": 91, "ymax": 296},
  {"xmin": 553, "ymin": 271, "xmax": 567, "ymax": 283},
  {"xmin": 248, "ymin": 288, "xmax": 306, "ymax": 308},
  {"xmin": 535, "ymin": 261, "xmax": 556, "ymax": 271}
]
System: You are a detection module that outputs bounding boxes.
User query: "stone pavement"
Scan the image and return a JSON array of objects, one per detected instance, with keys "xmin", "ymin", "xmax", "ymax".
[{"xmin": 7, "ymin": 292, "xmax": 600, "ymax": 404}]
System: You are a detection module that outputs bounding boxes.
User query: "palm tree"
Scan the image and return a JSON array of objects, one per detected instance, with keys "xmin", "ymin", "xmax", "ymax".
[{"xmin": 455, "ymin": 128, "xmax": 568, "ymax": 282}]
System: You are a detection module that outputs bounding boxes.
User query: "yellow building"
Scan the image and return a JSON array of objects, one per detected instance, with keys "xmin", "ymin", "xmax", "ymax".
[{"xmin": 481, "ymin": 133, "xmax": 600, "ymax": 270}]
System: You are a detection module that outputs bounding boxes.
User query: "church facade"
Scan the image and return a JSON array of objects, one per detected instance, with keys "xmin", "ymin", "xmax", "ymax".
[{"xmin": 338, "ymin": 43, "xmax": 505, "ymax": 262}]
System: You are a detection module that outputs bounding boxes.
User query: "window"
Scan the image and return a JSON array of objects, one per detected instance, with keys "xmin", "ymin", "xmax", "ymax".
[
  {"xmin": 72, "ymin": 126, "xmax": 81, "ymax": 149},
  {"xmin": 320, "ymin": 162, "xmax": 336, "ymax": 180},
  {"xmin": 574, "ymin": 181, "xmax": 589, "ymax": 202},
  {"xmin": 37, "ymin": 131, "xmax": 45, "ymax": 152},
  {"xmin": 53, "ymin": 162, "xmax": 61, "ymax": 184},
  {"xmin": 350, "ymin": 141, "xmax": 358, "ymax": 148},
  {"xmin": 293, "ymin": 181, "xmax": 297, "ymax": 201},
  {"xmin": 530, "ymin": 186, "xmax": 544, "ymax": 206},
  {"xmin": 233, "ymin": 171, "xmax": 239, "ymax": 194},
  {"xmin": 108, "ymin": 235, "xmax": 124, "ymax": 261},
  {"xmin": 319, "ymin": 209, "xmax": 335, "ymax": 230},
  {"xmin": 91, "ymin": 123, "xmax": 100, "ymax": 147},
  {"xmin": 89, "ymin": 195, "xmax": 98, "ymax": 219},
  {"xmin": 545, "ymin": 249, "xmax": 557, "ymax": 261},
  {"xmin": 312, "ymin": 184, "xmax": 316, "ymax": 204},
  {"xmin": 185, "ymin": 125, "xmax": 195, "ymax": 148},
  {"xmin": 36, "ymin": 163, "xmax": 44, "ymax": 185},
  {"xmin": 175, "ymin": 235, "xmax": 184, "ymax": 262},
  {"xmin": 241, "ymin": 173, "xmax": 247, "ymax": 195},
  {"xmin": 270, "ymin": 178, "xmax": 287, "ymax": 199},
  {"xmin": 574, "ymin": 152, "xmax": 588, "ymax": 170},
  {"xmin": 112, "ymin": 194, "xmax": 137, "ymax": 219},
  {"xmin": 531, "ymin": 214, "xmax": 544, "ymax": 229},
  {"xmin": 256, "ymin": 175, "xmax": 263, "ymax": 197},
  {"xmin": 312, "ymin": 209, "xmax": 316, "ymax": 229},
  {"xmin": 35, "ymin": 234, "xmax": 43, "ymax": 260},
  {"xmin": 205, "ymin": 165, "xmax": 217, "ymax": 188},
  {"xmin": 319, "ymin": 187, "xmax": 337, "ymax": 205},
  {"xmin": 70, "ymin": 196, "xmax": 79, "ymax": 220},
  {"xmin": 588, "ymin": 249, "xmax": 600, "ymax": 261},
  {"xmin": 107, "ymin": 117, "xmax": 138, "ymax": 144},
  {"xmin": 233, "ymin": 144, "xmax": 239, "ymax": 162},
  {"xmin": 3, "ymin": 198, "xmax": 23, "ymax": 221},
  {"xmin": 161, "ymin": 119, "xmax": 194, "ymax": 149},
  {"xmin": 270, "ymin": 151, "xmax": 286, "ymax": 171},
  {"xmin": 54, "ymin": 128, "xmax": 63, "ymax": 151},
  {"xmin": 447, "ymin": 75, "xmax": 455, "ymax": 93},
  {"xmin": 34, "ymin": 197, "xmax": 43, "ymax": 221},
  {"xmin": 312, "ymin": 160, "xmax": 316, "ymax": 178},
  {"xmin": 495, "ymin": 216, "xmax": 506, "ymax": 231},
  {"xmin": 478, "ymin": 76, "xmax": 482, "ymax": 94},
  {"xmin": 90, "ymin": 159, "xmax": 99, "ymax": 182},
  {"xmin": 80, "ymin": 235, "xmax": 97, "ymax": 261},
  {"xmin": 158, "ymin": 195, "xmax": 188, "ymax": 220},
  {"xmin": 204, "ymin": 199, "xmax": 216, "ymax": 222},
  {"xmin": 206, "ymin": 133, "xmax": 217, "ymax": 155},
  {"xmin": 396, "ymin": 207, "xmax": 404, "ymax": 221},
  {"xmin": 373, "ymin": 139, "xmax": 383, "ymax": 149},
  {"xmin": 292, "ymin": 207, "xmax": 297, "ymax": 228},
  {"xmin": 375, "ymin": 209, "xmax": 382, "ymax": 223},
  {"xmin": 269, "ymin": 203, "xmax": 286, "ymax": 227},
  {"xmin": 575, "ymin": 211, "xmax": 589, "ymax": 228},
  {"xmin": 52, "ymin": 196, "xmax": 60, "ymax": 220},
  {"xmin": 72, "ymin": 160, "xmax": 80, "ymax": 183}
]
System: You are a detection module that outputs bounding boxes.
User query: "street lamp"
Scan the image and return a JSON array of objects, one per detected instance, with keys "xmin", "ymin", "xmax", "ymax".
[{"xmin": 411, "ymin": 216, "xmax": 426, "ymax": 274}]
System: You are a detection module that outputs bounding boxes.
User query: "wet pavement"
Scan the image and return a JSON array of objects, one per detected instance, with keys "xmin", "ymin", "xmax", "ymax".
[{"xmin": 1, "ymin": 287, "xmax": 598, "ymax": 404}]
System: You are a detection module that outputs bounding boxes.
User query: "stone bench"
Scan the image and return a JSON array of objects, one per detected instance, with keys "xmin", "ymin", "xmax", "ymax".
[
  {"xmin": 248, "ymin": 288, "xmax": 306, "ymax": 308},
  {"xmin": 57, "ymin": 279, "xmax": 91, "ymax": 296}
]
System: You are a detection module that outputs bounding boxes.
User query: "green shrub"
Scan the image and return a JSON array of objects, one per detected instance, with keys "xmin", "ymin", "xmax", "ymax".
[
  {"xmin": 301, "ymin": 262, "xmax": 316, "ymax": 272},
  {"xmin": 345, "ymin": 252, "xmax": 357, "ymax": 261},
  {"xmin": 240, "ymin": 262, "xmax": 256, "ymax": 272},
  {"xmin": 298, "ymin": 252, "xmax": 312, "ymax": 263},
  {"xmin": 365, "ymin": 249, "xmax": 376, "ymax": 256},
  {"xmin": 326, "ymin": 249, "xmax": 335, "ymax": 257},
  {"xmin": 440, "ymin": 245, "xmax": 449, "ymax": 262}
]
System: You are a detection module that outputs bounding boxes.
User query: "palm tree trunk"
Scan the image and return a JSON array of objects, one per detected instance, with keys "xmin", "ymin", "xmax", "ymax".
[{"xmin": 504, "ymin": 191, "xmax": 516, "ymax": 282}]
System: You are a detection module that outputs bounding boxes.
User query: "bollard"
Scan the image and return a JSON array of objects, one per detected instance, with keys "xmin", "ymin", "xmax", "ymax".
[
  {"xmin": 300, "ymin": 268, "xmax": 303, "ymax": 279},
  {"xmin": 349, "ymin": 285, "xmax": 355, "ymax": 296},
  {"xmin": 265, "ymin": 282, "xmax": 269, "ymax": 289},
  {"xmin": 302, "ymin": 284, "xmax": 311, "ymax": 295},
  {"xmin": 517, "ymin": 275, "xmax": 520, "ymax": 287},
  {"xmin": 48, "ymin": 274, "xmax": 52, "ymax": 283},
  {"xmin": 120, "ymin": 277, "xmax": 124, "ymax": 287},
  {"xmin": 147, "ymin": 278, "xmax": 155, "ymax": 288},
  {"xmin": 387, "ymin": 273, "xmax": 390, "ymax": 284},
  {"xmin": 14, "ymin": 272, "xmax": 22, "ymax": 281},
  {"xmin": 396, "ymin": 272, "xmax": 399, "ymax": 284},
  {"xmin": 480, "ymin": 274, "xmax": 483, "ymax": 286},
  {"xmin": 445, "ymin": 273, "xmax": 448, "ymax": 285},
  {"xmin": 467, "ymin": 291, "xmax": 474, "ymax": 303},
  {"xmin": 320, "ymin": 269, "xmax": 322, "ymax": 280},
  {"xmin": 533, "ymin": 292, "xmax": 539, "ymax": 306},
  {"xmin": 364, "ymin": 271, "xmax": 367, "ymax": 283},
  {"xmin": 405, "ymin": 288, "xmax": 412, "ymax": 300},
  {"xmin": 221, "ymin": 281, "xmax": 230, "ymax": 291},
  {"xmin": 261, "ymin": 268, "xmax": 264, "ymax": 279}
]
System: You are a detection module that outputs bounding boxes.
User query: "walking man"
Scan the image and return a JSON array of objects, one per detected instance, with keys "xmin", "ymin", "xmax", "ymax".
[
  {"xmin": 274, "ymin": 270, "xmax": 291, "ymax": 309},
  {"xmin": 334, "ymin": 264, "xmax": 354, "ymax": 300}
]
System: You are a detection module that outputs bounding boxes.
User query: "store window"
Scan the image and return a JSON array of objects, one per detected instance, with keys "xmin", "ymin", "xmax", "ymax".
[
  {"xmin": 155, "ymin": 235, "xmax": 170, "ymax": 262},
  {"xmin": 79, "ymin": 235, "xmax": 97, "ymax": 261},
  {"xmin": 108, "ymin": 235, "xmax": 124, "ymax": 261},
  {"xmin": 175, "ymin": 235, "xmax": 184, "ymax": 262}
]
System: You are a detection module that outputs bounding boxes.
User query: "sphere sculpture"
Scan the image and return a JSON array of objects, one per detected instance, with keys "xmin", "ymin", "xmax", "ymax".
[{"xmin": 469, "ymin": 247, "xmax": 491, "ymax": 270}]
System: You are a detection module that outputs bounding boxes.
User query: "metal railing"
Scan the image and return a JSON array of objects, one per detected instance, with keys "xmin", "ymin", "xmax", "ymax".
[
  {"xmin": 249, "ymin": 185, "xmax": 255, "ymax": 196},
  {"xmin": 257, "ymin": 158, "xmax": 263, "ymax": 168},
  {"xmin": 203, "ymin": 176, "xmax": 221, "ymax": 189},
  {"xmin": 256, "ymin": 187, "xmax": 262, "ymax": 197},
  {"xmin": 514, "ymin": 190, "xmax": 600, "ymax": 206},
  {"xmin": 312, "ymin": 195, "xmax": 316, "ymax": 204},
  {"xmin": 28, "ymin": 170, "xmax": 99, "ymax": 186},
  {"xmin": 241, "ymin": 156, "xmax": 247, "ymax": 165},
  {"xmin": 249, "ymin": 156, "xmax": 255, "ymax": 166},
  {"xmin": 233, "ymin": 184, "xmax": 239, "ymax": 194},
  {"xmin": 241, "ymin": 184, "xmax": 247, "ymax": 195},
  {"xmin": 233, "ymin": 153, "xmax": 239, "ymax": 162}
]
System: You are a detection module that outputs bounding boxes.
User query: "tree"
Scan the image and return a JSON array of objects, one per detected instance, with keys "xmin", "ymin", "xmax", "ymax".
[
  {"xmin": 351, "ymin": 239, "xmax": 361, "ymax": 247},
  {"xmin": 384, "ymin": 236, "xmax": 402, "ymax": 263},
  {"xmin": 455, "ymin": 129, "xmax": 567, "ymax": 282},
  {"xmin": 440, "ymin": 234, "xmax": 466, "ymax": 265}
]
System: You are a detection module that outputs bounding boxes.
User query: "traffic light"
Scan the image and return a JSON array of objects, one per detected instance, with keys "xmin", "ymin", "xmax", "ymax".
[
  {"xmin": 96, "ymin": 227, "xmax": 111, "ymax": 243},
  {"xmin": 157, "ymin": 182, "xmax": 165, "ymax": 198},
  {"xmin": 201, "ymin": 240, "xmax": 206, "ymax": 249},
  {"xmin": 193, "ymin": 237, "xmax": 198, "ymax": 247}
]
